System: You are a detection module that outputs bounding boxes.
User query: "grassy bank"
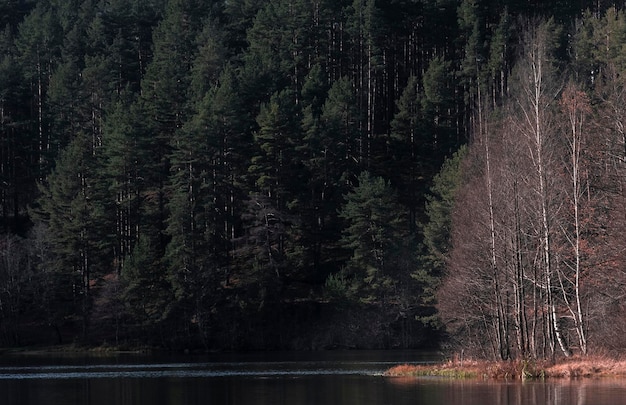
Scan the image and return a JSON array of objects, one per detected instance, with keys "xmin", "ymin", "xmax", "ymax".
[{"xmin": 385, "ymin": 356, "xmax": 626, "ymax": 380}]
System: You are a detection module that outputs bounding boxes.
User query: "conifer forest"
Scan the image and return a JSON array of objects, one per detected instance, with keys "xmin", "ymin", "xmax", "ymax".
[{"xmin": 3, "ymin": 0, "xmax": 626, "ymax": 357}]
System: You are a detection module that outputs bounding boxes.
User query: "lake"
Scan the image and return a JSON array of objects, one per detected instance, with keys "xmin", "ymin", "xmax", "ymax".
[{"xmin": 1, "ymin": 351, "xmax": 626, "ymax": 405}]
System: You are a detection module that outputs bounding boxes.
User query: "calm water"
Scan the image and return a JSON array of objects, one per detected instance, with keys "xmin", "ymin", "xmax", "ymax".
[{"xmin": 1, "ymin": 351, "xmax": 626, "ymax": 405}]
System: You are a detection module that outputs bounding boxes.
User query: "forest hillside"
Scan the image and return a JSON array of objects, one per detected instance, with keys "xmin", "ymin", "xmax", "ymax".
[{"xmin": 0, "ymin": 0, "xmax": 625, "ymax": 353}]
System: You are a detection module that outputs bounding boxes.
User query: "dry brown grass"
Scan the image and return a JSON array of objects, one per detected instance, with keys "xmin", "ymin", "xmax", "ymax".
[
  {"xmin": 542, "ymin": 356, "xmax": 626, "ymax": 378},
  {"xmin": 386, "ymin": 360, "xmax": 482, "ymax": 379},
  {"xmin": 385, "ymin": 356, "xmax": 626, "ymax": 380}
]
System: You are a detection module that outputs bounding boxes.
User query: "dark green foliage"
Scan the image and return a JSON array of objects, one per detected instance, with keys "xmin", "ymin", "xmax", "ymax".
[
  {"xmin": 101, "ymin": 100, "xmax": 145, "ymax": 273},
  {"xmin": 15, "ymin": 1, "xmax": 63, "ymax": 176},
  {"xmin": 250, "ymin": 89, "xmax": 303, "ymax": 207},
  {"xmin": 223, "ymin": 0, "xmax": 265, "ymax": 54},
  {"xmin": 421, "ymin": 145, "xmax": 467, "ymax": 276},
  {"xmin": 0, "ymin": 25, "xmax": 32, "ymax": 231},
  {"xmin": 121, "ymin": 237, "xmax": 172, "ymax": 327},
  {"xmin": 128, "ymin": 0, "xmax": 212, "ymax": 307},
  {"xmin": 240, "ymin": 89, "xmax": 308, "ymax": 301},
  {"xmin": 390, "ymin": 75, "xmax": 425, "ymax": 226},
  {"xmin": 487, "ymin": 10, "xmax": 512, "ymax": 104},
  {"xmin": 198, "ymin": 65, "xmax": 250, "ymax": 259},
  {"xmin": 246, "ymin": 0, "xmax": 310, "ymax": 92},
  {"xmin": 319, "ymin": 76, "xmax": 361, "ymax": 180},
  {"xmin": 189, "ymin": 16, "xmax": 227, "ymax": 102},
  {"xmin": 337, "ymin": 171, "xmax": 407, "ymax": 302},
  {"xmin": 423, "ymin": 56, "xmax": 454, "ymax": 114},
  {"xmin": 300, "ymin": 63, "xmax": 328, "ymax": 116},
  {"xmin": 1, "ymin": 0, "xmax": 618, "ymax": 350},
  {"xmin": 164, "ymin": 81, "xmax": 224, "ymax": 341},
  {"xmin": 31, "ymin": 132, "xmax": 110, "ymax": 335}
]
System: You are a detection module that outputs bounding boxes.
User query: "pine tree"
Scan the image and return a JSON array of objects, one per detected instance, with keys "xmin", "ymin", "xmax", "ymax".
[
  {"xmin": 201, "ymin": 66, "xmax": 251, "ymax": 271},
  {"xmin": 31, "ymin": 132, "xmax": 109, "ymax": 337},
  {"xmin": 15, "ymin": 1, "xmax": 63, "ymax": 178},
  {"xmin": 421, "ymin": 145, "xmax": 467, "ymax": 277},
  {"xmin": 47, "ymin": 57, "xmax": 83, "ymax": 151},
  {"xmin": 298, "ymin": 63, "xmax": 330, "ymax": 274},
  {"xmin": 487, "ymin": 10, "xmax": 511, "ymax": 106},
  {"xmin": 300, "ymin": 63, "xmax": 328, "ymax": 116},
  {"xmin": 390, "ymin": 75, "xmax": 425, "ymax": 227},
  {"xmin": 0, "ymin": 25, "xmax": 32, "ymax": 231},
  {"xmin": 0, "ymin": 233, "xmax": 32, "ymax": 345},
  {"xmin": 101, "ymin": 99, "xmax": 145, "ymax": 274},
  {"xmin": 164, "ymin": 87, "xmax": 222, "ymax": 344},
  {"xmin": 245, "ymin": 88, "xmax": 306, "ymax": 289},
  {"xmin": 121, "ymin": 236, "xmax": 173, "ymax": 332},
  {"xmin": 188, "ymin": 16, "xmax": 227, "ymax": 103},
  {"xmin": 345, "ymin": 0, "xmax": 383, "ymax": 167},
  {"xmin": 457, "ymin": 0, "xmax": 488, "ymax": 130},
  {"xmin": 137, "ymin": 0, "xmax": 209, "ymax": 268},
  {"xmin": 249, "ymin": 89, "xmax": 302, "ymax": 210},
  {"xmin": 338, "ymin": 171, "xmax": 407, "ymax": 302},
  {"xmin": 102, "ymin": 95, "xmax": 176, "ymax": 334},
  {"xmin": 421, "ymin": 56, "xmax": 457, "ymax": 167},
  {"xmin": 318, "ymin": 76, "xmax": 361, "ymax": 181},
  {"xmin": 99, "ymin": 0, "xmax": 167, "ymax": 86},
  {"xmin": 245, "ymin": 0, "xmax": 311, "ymax": 96},
  {"xmin": 0, "ymin": 0, "xmax": 30, "ymax": 29},
  {"xmin": 223, "ymin": 0, "xmax": 265, "ymax": 54}
]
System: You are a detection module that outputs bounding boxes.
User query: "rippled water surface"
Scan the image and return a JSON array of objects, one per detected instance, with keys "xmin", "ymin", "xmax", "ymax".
[{"xmin": 2, "ymin": 351, "xmax": 626, "ymax": 405}]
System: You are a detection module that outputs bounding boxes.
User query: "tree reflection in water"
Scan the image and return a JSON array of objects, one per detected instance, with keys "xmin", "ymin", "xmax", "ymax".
[{"xmin": 388, "ymin": 377, "xmax": 626, "ymax": 405}]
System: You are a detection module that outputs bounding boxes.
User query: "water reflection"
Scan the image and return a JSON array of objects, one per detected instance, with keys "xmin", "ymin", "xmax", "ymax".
[
  {"xmin": 389, "ymin": 377, "xmax": 626, "ymax": 405},
  {"xmin": 1, "ymin": 353, "xmax": 626, "ymax": 405}
]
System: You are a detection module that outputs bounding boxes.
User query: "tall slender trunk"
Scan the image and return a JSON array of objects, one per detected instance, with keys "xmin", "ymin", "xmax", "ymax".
[
  {"xmin": 562, "ymin": 86, "xmax": 589, "ymax": 354},
  {"xmin": 531, "ymin": 52, "xmax": 570, "ymax": 358},
  {"xmin": 482, "ymin": 86, "xmax": 508, "ymax": 360},
  {"xmin": 37, "ymin": 50, "xmax": 45, "ymax": 180},
  {"xmin": 513, "ymin": 179, "xmax": 529, "ymax": 357}
]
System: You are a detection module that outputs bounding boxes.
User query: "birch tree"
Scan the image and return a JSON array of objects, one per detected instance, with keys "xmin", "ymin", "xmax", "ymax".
[
  {"xmin": 511, "ymin": 18, "xmax": 571, "ymax": 357},
  {"xmin": 558, "ymin": 83, "xmax": 591, "ymax": 355}
]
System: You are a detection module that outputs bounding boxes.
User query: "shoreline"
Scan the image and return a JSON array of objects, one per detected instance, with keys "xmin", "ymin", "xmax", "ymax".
[
  {"xmin": 385, "ymin": 356, "xmax": 626, "ymax": 380},
  {"xmin": 0, "ymin": 344, "xmax": 160, "ymax": 356}
]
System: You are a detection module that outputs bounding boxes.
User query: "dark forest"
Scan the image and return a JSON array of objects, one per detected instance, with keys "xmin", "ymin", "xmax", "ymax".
[{"xmin": 1, "ymin": 0, "xmax": 626, "ymax": 356}]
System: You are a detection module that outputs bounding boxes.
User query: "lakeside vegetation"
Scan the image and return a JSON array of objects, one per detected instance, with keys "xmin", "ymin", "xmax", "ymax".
[{"xmin": 386, "ymin": 357, "xmax": 626, "ymax": 380}]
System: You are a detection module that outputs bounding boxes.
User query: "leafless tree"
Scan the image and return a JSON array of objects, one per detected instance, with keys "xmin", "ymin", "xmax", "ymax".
[
  {"xmin": 509, "ymin": 18, "xmax": 571, "ymax": 357},
  {"xmin": 556, "ymin": 82, "xmax": 592, "ymax": 355}
]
